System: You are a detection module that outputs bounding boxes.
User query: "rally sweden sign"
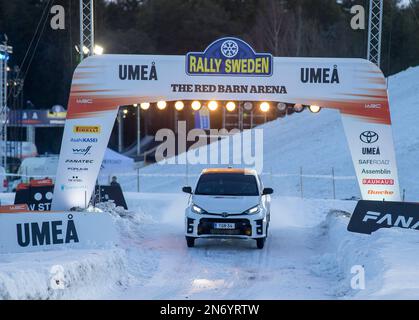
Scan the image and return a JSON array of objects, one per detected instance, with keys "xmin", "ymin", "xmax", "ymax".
[{"xmin": 186, "ymin": 37, "xmax": 272, "ymax": 76}]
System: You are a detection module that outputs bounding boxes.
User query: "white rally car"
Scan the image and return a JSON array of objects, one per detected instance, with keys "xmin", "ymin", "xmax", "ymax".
[{"xmin": 183, "ymin": 168, "xmax": 273, "ymax": 249}]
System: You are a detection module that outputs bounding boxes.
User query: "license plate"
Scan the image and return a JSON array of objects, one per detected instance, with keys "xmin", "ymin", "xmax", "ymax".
[{"xmin": 214, "ymin": 223, "xmax": 235, "ymax": 229}]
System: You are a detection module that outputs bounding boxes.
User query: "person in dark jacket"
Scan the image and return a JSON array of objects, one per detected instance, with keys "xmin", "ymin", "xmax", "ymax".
[{"xmin": 110, "ymin": 176, "xmax": 120, "ymax": 187}]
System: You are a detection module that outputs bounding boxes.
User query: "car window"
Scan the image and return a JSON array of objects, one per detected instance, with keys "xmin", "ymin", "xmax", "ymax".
[{"xmin": 195, "ymin": 173, "xmax": 259, "ymax": 196}]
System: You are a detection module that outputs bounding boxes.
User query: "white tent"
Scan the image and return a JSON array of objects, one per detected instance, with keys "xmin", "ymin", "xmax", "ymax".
[
  {"xmin": 98, "ymin": 148, "xmax": 134, "ymax": 183},
  {"xmin": 12, "ymin": 149, "xmax": 132, "ymax": 188},
  {"xmin": 18, "ymin": 156, "xmax": 59, "ymax": 181}
]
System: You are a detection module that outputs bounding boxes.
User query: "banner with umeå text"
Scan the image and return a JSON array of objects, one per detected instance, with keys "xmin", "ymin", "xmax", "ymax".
[{"xmin": 0, "ymin": 212, "xmax": 117, "ymax": 254}]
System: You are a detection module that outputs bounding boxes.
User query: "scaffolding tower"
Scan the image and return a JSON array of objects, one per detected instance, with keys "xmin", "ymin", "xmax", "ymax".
[
  {"xmin": 0, "ymin": 42, "xmax": 13, "ymax": 170},
  {"xmin": 80, "ymin": 0, "xmax": 95, "ymax": 61},
  {"xmin": 367, "ymin": 0, "xmax": 384, "ymax": 68}
]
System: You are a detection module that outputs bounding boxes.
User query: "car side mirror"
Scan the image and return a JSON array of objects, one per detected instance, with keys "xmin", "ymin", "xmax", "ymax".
[
  {"xmin": 262, "ymin": 187, "xmax": 274, "ymax": 195},
  {"xmin": 182, "ymin": 186, "xmax": 192, "ymax": 194}
]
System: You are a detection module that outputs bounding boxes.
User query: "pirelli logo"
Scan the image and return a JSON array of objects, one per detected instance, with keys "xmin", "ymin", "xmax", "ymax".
[{"xmin": 73, "ymin": 125, "xmax": 101, "ymax": 134}]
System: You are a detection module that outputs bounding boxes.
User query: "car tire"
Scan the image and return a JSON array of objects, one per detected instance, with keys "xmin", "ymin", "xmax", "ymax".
[
  {"xmin": 256, "ymin": 237, "xmax": 266, "ymax": 249},
  {"xmin": 186, "ymin": 236, "xmax": 196, "ymax": 248}
]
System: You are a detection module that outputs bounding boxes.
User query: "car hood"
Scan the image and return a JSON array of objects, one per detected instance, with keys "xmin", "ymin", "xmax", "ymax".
[{"xmin": 191, "ymin": 195, "xmax": 260, "ymax": 214}]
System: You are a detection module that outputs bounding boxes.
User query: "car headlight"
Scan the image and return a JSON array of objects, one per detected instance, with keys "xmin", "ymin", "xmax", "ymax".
[
  {"xmin": 243, "ymin": 205, "xmax": 260, "ymax": 215},
  {"xmin": 191, "ymin": 204, "xmax": 206, "ymax": 214}
]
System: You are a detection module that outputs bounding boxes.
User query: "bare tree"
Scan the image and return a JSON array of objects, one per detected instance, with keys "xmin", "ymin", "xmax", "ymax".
[
  {"xmin": 248, "ymin": 0, "xmax": 331, "ymax": 58},
  {"xmin": 249, "ymin": 0, "xmax": 294, "ymax": 56}
]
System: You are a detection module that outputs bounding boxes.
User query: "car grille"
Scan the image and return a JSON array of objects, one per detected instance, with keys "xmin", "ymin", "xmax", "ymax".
[
  {"xmin": 198, "ymin": 218, "xmax": 251, "ymax": 236},
  {"xmin": 204, "ymin": 212, "xmax": 244, "ymax": 217},
  {"xmin": 209, "ymin": 229, "xmax": 241, "ymax": 235}
]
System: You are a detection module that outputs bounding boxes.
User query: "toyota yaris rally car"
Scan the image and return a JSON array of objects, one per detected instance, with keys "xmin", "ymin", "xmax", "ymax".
[{"xmin": 183, "ymin": 168, "xmax": 273, "ymax": 249}]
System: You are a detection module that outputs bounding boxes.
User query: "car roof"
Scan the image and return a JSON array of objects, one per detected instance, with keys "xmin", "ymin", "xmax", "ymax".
[{"xmin": 201, "ymin": 168, "xmax": 257, "ymax": 175}]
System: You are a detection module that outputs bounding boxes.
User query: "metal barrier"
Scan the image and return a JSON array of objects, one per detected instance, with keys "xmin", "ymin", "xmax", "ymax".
[{"xmin": 2, "ymin": 169, "xmax": 360, "ymax": 200}]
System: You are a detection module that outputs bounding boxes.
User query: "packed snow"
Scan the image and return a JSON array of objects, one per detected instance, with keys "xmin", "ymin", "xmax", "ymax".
[{"xmin": 1, "ymin": 66, "xmax": 419, "ymax": 299}]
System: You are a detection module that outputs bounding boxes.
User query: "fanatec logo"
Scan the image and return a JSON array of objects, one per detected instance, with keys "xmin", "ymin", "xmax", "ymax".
[
  {"xmin": 360, "ymin": 131, "xmax": 379, "ymax": 144},
  {"xmin": 65, "ymin": 159, "xmax": 93, "ymax": 164},
  {"xmin": 362, "ymin": 211, "xmax": 419, "ymax": 230}
]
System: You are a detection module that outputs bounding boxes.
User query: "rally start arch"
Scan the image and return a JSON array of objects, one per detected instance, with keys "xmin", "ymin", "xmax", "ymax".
[{"xmin": 51, "ymin": 37, "xmax": 400, "ymax": 210}]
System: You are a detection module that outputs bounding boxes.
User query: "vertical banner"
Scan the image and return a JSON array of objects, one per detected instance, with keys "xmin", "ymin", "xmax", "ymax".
[
  {"xmin": 51, "ymin": 109, "xmax": 119, "ymax": 210},
  {"xmin": 341, "ymin": 114, "xmax": 400, "ymax": 201}
]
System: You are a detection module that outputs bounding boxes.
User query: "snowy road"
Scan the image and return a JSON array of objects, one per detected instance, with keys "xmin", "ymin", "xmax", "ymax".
[
  {"xmin": 1, "ymin": 192, "xmax": 418, "ymax": 299},
  {"xmin": 105, "ymin": 193, "xmax": 356, "ymax": 299}
]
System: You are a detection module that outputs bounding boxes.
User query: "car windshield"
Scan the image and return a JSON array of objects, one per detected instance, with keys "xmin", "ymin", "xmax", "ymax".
[{"xmin": 195, "ymin": 173, "xmax": 259, "ymax": 196}]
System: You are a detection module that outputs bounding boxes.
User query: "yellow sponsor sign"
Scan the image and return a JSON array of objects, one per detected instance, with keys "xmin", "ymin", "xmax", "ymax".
[{"xmin": 73, "ymin": 125, "xmax": 101, "ymax": 134}]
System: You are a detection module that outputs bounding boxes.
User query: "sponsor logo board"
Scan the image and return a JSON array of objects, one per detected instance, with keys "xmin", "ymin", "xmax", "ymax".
[
  {"xmin": 348, "ymin": 200, "xmax": 419, "ymax": 235},
  {"xmin": 73, "ymin": 126, "xmax": 101, "ymax": 134}
]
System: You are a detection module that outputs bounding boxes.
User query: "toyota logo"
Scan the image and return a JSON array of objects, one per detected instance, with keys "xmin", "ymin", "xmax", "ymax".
[
  {"xmin": 360, "ymin": 131, "xmax": 379, "ymax": 144},
  {"xmin": 222, "ymin": 212, "xmax": 229, "ymax": 217}
]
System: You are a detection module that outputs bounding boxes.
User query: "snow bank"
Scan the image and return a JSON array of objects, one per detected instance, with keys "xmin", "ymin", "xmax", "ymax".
[
  {"xmin": 314, "ymin": 210, "xmax": 419, "ymax": 299},
  {"xmin": 0, "ymin": 202, "xmax": 155, "ymax": 300},
  {"xmin": 0, "ymin": 248, "xmax": 127, "ymax": 299}
]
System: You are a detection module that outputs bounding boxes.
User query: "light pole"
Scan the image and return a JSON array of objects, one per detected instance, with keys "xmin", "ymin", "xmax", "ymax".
[
  {"xmin": 118, "ymin": 108, "xmax": 124, "ymax": 153},
  {"xmin": 222, "ymin": 104, "xmax": 226, "ymax": 128},
  {"xmin": 260, "ymin": 102, "xmax": 270, "ymax": 123},
  {"xmin": 174, "ymin": 101, "xmax": 184, "ymax": 133},
  {"xmin": 137, "ymin": 103, "xmax": 150, "ymax": 158},
  {"xmin": 0, "ymin": 39, "xmax": 12, "ymax": 171},
  {"xmin": 243, "ymin": 102, "xmax": 253, "ymax": 128},
  {"xmin": 238, "ymin": 103, "xmax": 243, "ymax": 131},
  {"xmin": 223, "ymin": 101, "xmax": 237, "ymax": 129},
  {"xmin": 135, "ymin": 104, "xmax": 141, "ymax": 157}
]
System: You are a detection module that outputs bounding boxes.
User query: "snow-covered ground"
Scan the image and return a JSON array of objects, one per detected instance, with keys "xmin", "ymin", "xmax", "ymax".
[{"xmin": 1, "ymin": 66, "xmax": 419, "ymax": 299}]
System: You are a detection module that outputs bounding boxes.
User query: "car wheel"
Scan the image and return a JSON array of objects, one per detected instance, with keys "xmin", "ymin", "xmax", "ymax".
[
  {"xmin": 186, "ymin": 236, "xmax": 195, "ymax": 248},
  {"xmin": 256, "ymin": 237, "xmax": 266, "ymax": 249}
]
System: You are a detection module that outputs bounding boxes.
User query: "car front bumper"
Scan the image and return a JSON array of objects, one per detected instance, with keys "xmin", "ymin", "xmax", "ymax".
[{"xmin": 185, "ymin": 210, "xmax": 268, "ymax": 239}]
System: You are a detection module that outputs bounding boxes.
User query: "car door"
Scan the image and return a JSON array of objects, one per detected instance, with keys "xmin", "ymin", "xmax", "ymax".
[{"xmin": 258, "ymin": 174, "xmax": 270, "ymax": 221}]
